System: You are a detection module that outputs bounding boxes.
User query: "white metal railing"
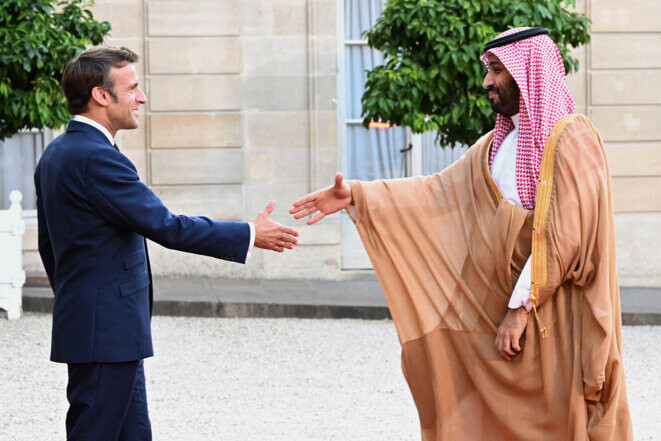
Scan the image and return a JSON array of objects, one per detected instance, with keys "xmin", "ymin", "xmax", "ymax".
[{"xmin": 0, "ymin": 191, "xmax": 26, "ymax": 319}]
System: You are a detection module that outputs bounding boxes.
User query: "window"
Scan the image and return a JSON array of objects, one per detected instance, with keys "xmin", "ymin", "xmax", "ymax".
[
  {"xmin": 0, "ymin": 130, "xmax": 48, "ymax": 211},
  {"xmin": 338, "ymin": 0, "xmax": 468, "ymax": 268},
  {"xmin": 339, "ymin": 0, "xmax": 408, "ymax": 182}
]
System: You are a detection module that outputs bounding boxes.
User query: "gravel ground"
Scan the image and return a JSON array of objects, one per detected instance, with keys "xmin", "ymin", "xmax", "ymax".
[{"xmin": 1, "ymin": 313, "xmax": 659, "ymax": 441}]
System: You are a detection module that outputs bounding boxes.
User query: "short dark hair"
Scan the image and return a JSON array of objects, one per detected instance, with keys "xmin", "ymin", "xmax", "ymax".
[{"xmin": 61, "ymin": 46, "xmax": 139, "ymax": 115}]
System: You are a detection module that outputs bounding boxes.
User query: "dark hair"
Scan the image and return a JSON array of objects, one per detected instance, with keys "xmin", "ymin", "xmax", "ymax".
[{"xmin": 61, "ymin": 46, "xmax": 139, "ymax": 115}]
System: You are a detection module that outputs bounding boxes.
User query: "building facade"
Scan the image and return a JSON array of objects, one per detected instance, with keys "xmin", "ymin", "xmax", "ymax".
[{"xmin": 15, "ymin": 0, "xmax": 661, "ymax": 286}]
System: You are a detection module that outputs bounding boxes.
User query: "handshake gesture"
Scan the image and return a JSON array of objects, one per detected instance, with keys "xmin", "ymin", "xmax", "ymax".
[
  {"xmin": 289, "ymin": 173, "xmax": 353, "ymax": 225},
  {"xmin": 255, "ymin": 173, "xmax": 353, "ymax": 252},
  {"xmin": 253, "ymin": 200, "xmax": 300, "ymax": 252}
]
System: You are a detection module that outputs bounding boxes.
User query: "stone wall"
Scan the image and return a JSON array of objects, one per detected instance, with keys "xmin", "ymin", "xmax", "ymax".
[
  {"xmin": 584, "ymin": 0, "xmax": 661, "ymax": 285},
  {"xmin": 22, "ymin": 0, "xmax": 661, "ymax": 285}
]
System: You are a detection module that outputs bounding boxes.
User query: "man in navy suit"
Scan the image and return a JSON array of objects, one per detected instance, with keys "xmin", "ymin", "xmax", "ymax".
[{"xmin": 35, "ymin": 46, "xmax": 299, "ymax": 441}]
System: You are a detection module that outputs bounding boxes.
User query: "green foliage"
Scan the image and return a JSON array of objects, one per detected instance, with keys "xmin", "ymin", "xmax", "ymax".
[
  {"xmin": 0, "ymin": 0, "xmax": 110, "ymax": 140},
  {"xmin": 361, "ymin": 0, "xmax": 590, "ymax": 146}
]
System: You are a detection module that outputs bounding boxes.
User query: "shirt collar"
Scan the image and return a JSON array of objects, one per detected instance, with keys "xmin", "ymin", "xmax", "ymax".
[
  {"xmin": 510, "ymin": 113, "xmax": 520, "ymax": 130},
  {"xmin": 73, "ymin": 115, "xmax": 115, "ymax": 146}
]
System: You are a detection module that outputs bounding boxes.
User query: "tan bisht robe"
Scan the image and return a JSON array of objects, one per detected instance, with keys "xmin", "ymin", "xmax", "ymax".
[{"xmin": 348, "ymin": 114, "xmax": 632, "ymax": 441}]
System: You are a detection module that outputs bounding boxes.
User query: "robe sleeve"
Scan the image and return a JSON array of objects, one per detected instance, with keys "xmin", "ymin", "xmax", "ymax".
[{"xmin": 531, "ymin": 116, "xmax": 625, "ymax": 432}]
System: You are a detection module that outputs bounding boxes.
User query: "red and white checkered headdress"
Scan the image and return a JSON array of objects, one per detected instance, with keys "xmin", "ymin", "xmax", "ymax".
[{"xmin": 482, "ymin": 27, "xmax": 575, "ymax": 210}]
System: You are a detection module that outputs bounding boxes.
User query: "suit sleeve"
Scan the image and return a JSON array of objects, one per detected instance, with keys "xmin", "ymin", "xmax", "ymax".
[
  {"xmin": 34, "ymin": 165, "xmax": 56, "ymax": 288},
  {"xmin": 83, "ymin": 148, "xmax": 251, "ymax": 263}
]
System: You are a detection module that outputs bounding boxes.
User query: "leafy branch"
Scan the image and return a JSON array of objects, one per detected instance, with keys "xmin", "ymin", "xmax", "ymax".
[{"xmin": 361, "ymin": 0, "xmax": 590, "ymax": 146}]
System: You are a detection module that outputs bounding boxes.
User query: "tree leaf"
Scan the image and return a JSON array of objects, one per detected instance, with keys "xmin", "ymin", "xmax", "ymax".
[
  {"xmin": 0, "ymin": 0, "xmax": 111, "ymax": 137},
  {"xmin": 360, "ymin": 0, "xmax": 590, "ymax": 146}
]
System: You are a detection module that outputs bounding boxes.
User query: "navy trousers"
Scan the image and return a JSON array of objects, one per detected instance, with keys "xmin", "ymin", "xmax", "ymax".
[{"xmin": 66, "ymin": 360, "xmax": 152, "ymax": 441}]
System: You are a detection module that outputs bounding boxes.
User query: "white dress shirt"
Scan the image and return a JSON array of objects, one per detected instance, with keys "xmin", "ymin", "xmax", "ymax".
[
  {"xmin": 73, "ymin": 115, "xmax": 255, "ymax": 258},
  {"xmin": 489, "ymin": 113, "xmax": 532, "ymax": 311},
  {"xmin": 73, "ymin": 115, "xmax": 114, "ymax": 145}
]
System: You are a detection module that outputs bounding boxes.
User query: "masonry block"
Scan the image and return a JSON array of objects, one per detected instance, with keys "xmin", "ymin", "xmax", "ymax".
[
  {"xmin": 591, "ymin": 34, "xmax": 661, "ymax": 69},
  {"xmin": 245, "ymin": 147, "xmax": 314, "ymax": 184},
  {"xmin": 150, "ymin": 113, "xmax": 242, "ymax": 148},
  {"xmin": 149, "ymin": 38, "xmax": 242, "ymax": 74},
  {"xmin": 606, "ymin": 143, "xmax": 661, "ymax": 177},
  {"xmin": 615, "ymin": 213, "xmax": 661, "ymax": 287},
  {"xmin": 565, "ymin": 46, "xmax": 587, "ymax": 111},
  {"xmin": 150, "ymin": 148, "xmax": 243, "ymax": 185},
  {"xmin": 313, "ymin": 111, "xmax": 339, "ymax": 149},
  {"xmin": 295, "ymin": 217, "xmax": 341, "ymax": 245},
  {"xmin": 123, "ymin": 148, "xmax": 147, "ymax": 180},
  {"xmin": 245, "ymin": 152, "xmax": 271, "ymax": 184},
  {"xmin": 151, "ymin": 184, "xmax": 243, "ymax": 220},
  {"xmin": 308, "ymin": 75, "xmax": 336, "ymax": 111},
  {"xmin": 243, "ymin": 36, "xmax": 308, "ymax": 76},
  {"xmin": 591, "ymin": 71, "xmax": 661, "ymax": 105},
  {"xmin": 272, "ymin": 0, "xmax": 307, "ymax": 36},
  {"xmin": 244, "ymin": 183, "xmax": 309, "ymax": 221},
  {"xmin": 311, "ymin": 0, "xmax": 338, "ymax": 36},
  {"xmin": 240, "ymin": 0, "xmax": 273, "ymax": 36},
  {"xmin": 612, "ymin": 177, "xmax": 661, "ymax": 213},
  {"xmin": 591, "ymin": 0, "xmax": 661, "ymax": 32},
  {"xmin": 591, "ymin": 107, "xmax": 661, "ymax": 142},
  {"xmin": 310, "ymin": 36, "xmax": 339, "ymax": 76},
  {"xmin": 149, "ymin": 76, "xmax": 241, "ymax": 111},
  {"xmin": 313, "ymin": 146, "xmax": 339, "ymax": 188},
  {"xmin": 147, "ymin": 0, "xmax": 240, "ymax": 36},
  {"xmin": 91, "ymin": 1, "xmax": 143, "ymax": 39},
  {"xmin": 243, "ymin": 76, "xmax": 309, "ymax": 111},
  {"xmin": 245, "ymin": 111, "xmax": 309, "ymax": 149},
  {"xmin": 22, "ymin": 225, "xmax": 38, "ymax": 252},
  {"xmin": 261, "ymin": 243, "xmax": 342, "ymax": 279}
]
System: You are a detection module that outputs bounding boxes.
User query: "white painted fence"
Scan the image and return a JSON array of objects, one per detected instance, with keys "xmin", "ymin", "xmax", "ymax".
[{"xmin": 0, "ymin": 191, "xmax": 26, "ymax": 319}]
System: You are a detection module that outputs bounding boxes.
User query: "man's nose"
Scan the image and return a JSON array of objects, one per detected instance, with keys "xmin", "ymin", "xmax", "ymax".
[
  {"xmin": 136, "ymin": 88, "xmax": 147, "ymax": 104},
  {"xmin": 483, "ymin": 73, "xmax": 493, "ymax": 90}
]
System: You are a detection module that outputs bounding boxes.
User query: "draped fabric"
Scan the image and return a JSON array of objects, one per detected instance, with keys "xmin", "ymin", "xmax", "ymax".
[
  {"xmin": 482, "ymin": 27, "xmax": 575, "ymax": 210},
  {"xmin": 348, "ymin": 115, "xmax": 631, "ymax": 441}
]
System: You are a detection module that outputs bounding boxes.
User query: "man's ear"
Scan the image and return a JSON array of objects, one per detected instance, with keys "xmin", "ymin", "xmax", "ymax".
[{"xmin": 90, "ymin": 86, "xmax": 110, "ymax": 107}]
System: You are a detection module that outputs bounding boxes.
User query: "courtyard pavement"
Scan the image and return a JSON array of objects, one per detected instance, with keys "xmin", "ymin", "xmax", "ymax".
[{"xmin": 1, "ymin": 313, "xmax": 659, "ymax": 440}]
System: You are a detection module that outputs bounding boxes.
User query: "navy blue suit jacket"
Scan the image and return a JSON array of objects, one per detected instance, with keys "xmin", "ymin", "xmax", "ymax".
[{"xmin": 35, "ymin": 120, "xmax": 251, "ymax": 363}]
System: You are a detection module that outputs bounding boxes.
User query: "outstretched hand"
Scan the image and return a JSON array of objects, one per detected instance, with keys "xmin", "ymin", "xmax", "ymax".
[
  {"xmin": 495, "ymin": 307, "xmax": 528, "ymax": 361},
  {"xmin": 289, "ymin": 173, "xmax": 352, "ymax": 225},
  {"xmin": 253, "ymin": 201, "xmax": 299, "ymax": 252}
]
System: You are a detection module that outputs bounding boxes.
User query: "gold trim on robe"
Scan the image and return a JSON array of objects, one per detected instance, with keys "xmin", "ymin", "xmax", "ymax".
[{"xmin": 347, "ymin": 114, "xmax": 632, "ymax": 441}]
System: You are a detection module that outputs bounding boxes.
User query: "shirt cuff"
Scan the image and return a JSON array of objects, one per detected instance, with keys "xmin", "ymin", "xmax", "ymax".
[
  {"xmin": 246, "ymin": 222, "xmax": 255, "ymax": 261},
  {"xmin": 508, "ymin": 256, "xmax": 533, "ymax": 312}
]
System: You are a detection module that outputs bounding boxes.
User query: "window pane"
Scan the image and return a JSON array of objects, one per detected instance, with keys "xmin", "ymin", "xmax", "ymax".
[
  {"xmin": 344, "ymin": 0, "xmax": 405, "ymax": 181},
  {"xmin": 420, "ymin": 133, "xmax": 469, "ymax": 175},
  {"xmin": 346, "ymin": 124, "xmax": 407, "ymax": 180},
  {"xmin": 0, "ymin": 132, "xmax": 44, "ymax": 210}
]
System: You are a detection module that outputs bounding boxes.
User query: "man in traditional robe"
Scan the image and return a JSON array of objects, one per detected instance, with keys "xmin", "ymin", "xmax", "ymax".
[{"xmin": 290, "ymin": 28, "xmax": 632, "ymax": 440}]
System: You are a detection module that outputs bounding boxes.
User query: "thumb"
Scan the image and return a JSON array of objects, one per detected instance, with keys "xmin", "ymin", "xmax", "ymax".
[
  {"xmin": 334, "ymin": 173, "xmax": 344, "ymax": 188},
  {"xmin": 263, "ymin": 200, "xmax": 276, "ymax": 216}
]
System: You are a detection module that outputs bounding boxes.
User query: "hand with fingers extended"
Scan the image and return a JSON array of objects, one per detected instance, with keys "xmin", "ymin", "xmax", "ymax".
[
  {"xmin": 253, "ymin": 201, "xmax": 300, "ymax": 252},
  {"xmin": 495, "ymin": 306, "xmax": 528, "ymax": 360},
  {"xmin": 289, "ymin": 173, "xmax": 353, "ymax": 225}
]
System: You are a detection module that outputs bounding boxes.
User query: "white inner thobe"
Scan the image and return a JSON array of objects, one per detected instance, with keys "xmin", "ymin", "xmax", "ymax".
[{"xmin": 490, "ymin": 113, "xmax": 532, "ymax": 311}]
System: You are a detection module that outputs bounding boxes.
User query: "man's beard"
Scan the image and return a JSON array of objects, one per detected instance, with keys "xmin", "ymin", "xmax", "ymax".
[{"xmin": 488, "ymin": 80, "xmax": 520, "ymax": 117}]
